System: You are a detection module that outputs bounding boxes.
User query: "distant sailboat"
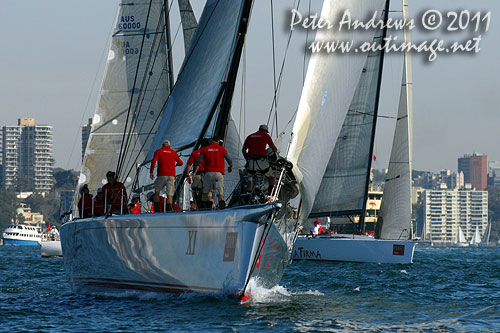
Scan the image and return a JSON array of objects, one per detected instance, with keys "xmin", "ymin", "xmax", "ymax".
[
  {"xmin": 292, "ymin": 0, "xmax": 416, "ymax": 264},
  {"xmin": 469, "ymin": 226, "xmax": 481, "ymax": 246},
  {"xmin": 454, "ymin": 225, "xmax": 469, "ymax": 247}
]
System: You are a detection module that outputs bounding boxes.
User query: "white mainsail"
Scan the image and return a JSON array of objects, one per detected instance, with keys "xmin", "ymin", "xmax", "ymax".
[
  {"xmin": 78, "ymin": 0, "xmax": 171, "ymax": 196},
  {"xmin": 470, "ymin": 226, "xmax": 481, "ymax": 246},
  {"xmin": 287, "ymin": 0, "xmax": 386, "ymax": 220},
  {"xmin": 377, "ymin": 0, "xmax": 413, "ymax": 240},
  {"xmin": 455, "ymin": 225, "xmax": 467, "ymax": 244},
  {"xmin": 309, "ymin": 20, "xmax": 386, "ymax": 218}
]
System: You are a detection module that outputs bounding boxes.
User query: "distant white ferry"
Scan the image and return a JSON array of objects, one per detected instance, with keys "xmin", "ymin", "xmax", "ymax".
[{"xmin": 2, "ymin": 224, "xmax": 42, "ymax": 245}]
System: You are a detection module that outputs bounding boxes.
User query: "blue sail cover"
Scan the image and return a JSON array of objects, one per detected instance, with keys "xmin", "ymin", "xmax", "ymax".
[{"xmin": 147, "ymin": 0, "xmax": 246, "ymax": 161}]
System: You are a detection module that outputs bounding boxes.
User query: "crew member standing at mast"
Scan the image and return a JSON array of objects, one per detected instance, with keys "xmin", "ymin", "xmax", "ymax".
[
  {"xmin": 242, "ymin": 124, "xmax": 278, "ymax": 193},
  {"xmin": 186, "ymin": 138, "xmax": 209, "ymax": 209},
  {"xmin": 193, "ymin": 137, "xmax": 233, "ymax": 209},
  {"xmin": 150, "ymin": 139, "xmax": 183, "ymax": 212}
]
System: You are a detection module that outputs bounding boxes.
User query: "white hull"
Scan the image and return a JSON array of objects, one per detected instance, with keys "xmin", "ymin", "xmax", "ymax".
[
  {"xmin": 40, "ymin": 240, "xmax": 62, "ymax": 257},
  {"xmin": 61, "ymin": 204, "xmax": 294, "ymax": 297},
  {"xmin": 292, "ymin": 234, "xmax": 416, "ymax": 264}
]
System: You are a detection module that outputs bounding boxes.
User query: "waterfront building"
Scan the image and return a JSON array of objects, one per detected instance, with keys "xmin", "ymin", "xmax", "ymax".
[
  {"xmin": 1, "ymin": 118, "xmax": 54, "ymax": 192},
  {"xmin": 489, "ymin": 161, "xmax": 500, "ymax": 187},
  {"xmin": 423, "ymin": 189, "xmax": 488, "ymax": 245},
  {"xmin": 458, "ymin": 153, "xmax": 488, "ymax": 190},
  {"xmin": 15, "ymin": 203, "xmax": 44, "ymax": 227}
]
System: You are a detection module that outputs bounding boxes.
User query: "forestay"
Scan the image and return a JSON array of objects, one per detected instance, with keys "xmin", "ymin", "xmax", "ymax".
[
  {"xmin": 377, "ymin": 0, "xmax": 413, "ymax": 240},
  {"xmin": 309, "ymin": 19, "xmax": 386, "ymax": 217},
  {"xmin": 78, "ymin": 0, "xmax": 171, "ymax": 198},
  {"xmin": 286, "ymin": 0, "xmax": 386, "ymax": 220}
]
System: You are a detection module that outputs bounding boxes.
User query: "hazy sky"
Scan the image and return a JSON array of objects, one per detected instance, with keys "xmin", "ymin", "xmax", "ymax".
[{"xmin": 0, "ymin": 0, "xmax": 498, "ymax": 173}]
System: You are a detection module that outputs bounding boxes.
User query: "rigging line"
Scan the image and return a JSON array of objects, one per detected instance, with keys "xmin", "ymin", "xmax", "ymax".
[
  {"xmin": 125, "ymin": 0, "xmax": 222, "ymax": 175},
  {"xmin": 65, "ymin": 5, "xmax": 118, "ymax": 171},
  {"xmin": 351, "ymin": 109, "xmax": 396, "ymax": 119},
  {"xmin": 269, "ymin": 0, "xmax": 278, "ymax": 136},
  {"xmin": 127, "ymin": 0, "xmax": 225, "ymax": 182},
  {"xmin": 119, "ymin": 0, "xmax": 173, "ymax": 178},
  {"xmin": 121, "ymin": 0, "xmax": 177, "ymax": 167},
  {"xmin": 116, "ymin": 0, "xmax": 154, "ymax": 177},
  {"xmin": 266, "ymin": 0, "xmax": 300, "ymax": 131},
  {"xmin": 237, "ymin": 43, "xmax": 246, "ymax": 162},
  {"xmin": 118, "ymin": 6, "xmax": 167, "ymax": 173},
  {"xmin": 302, "ymin": 0, "xmax": 311, "ymax": 84}
]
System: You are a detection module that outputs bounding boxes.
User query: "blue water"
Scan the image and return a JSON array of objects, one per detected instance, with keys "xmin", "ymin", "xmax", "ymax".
[{"xmin": 1, "ymin": 245, "xmax": 499, "ymax": 331}]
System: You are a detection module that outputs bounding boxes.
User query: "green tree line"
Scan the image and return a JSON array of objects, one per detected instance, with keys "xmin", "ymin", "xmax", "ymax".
[{"xmin": 0, "ymin": 168, "xmax": 78, "ymax": 230}]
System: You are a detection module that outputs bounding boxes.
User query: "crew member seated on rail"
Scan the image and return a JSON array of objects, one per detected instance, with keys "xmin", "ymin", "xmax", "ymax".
[
  {"xmin": 77, "ymin": 184, "xmax": 92, "ymax": 218},
  {"xmin": 102, "ymin": 171, "xmax": 128, "ymax": 215},
  {"xmin": 128, "ymin": 193, "xmax": 141, "ymax": 214},
  {"xmin": 242, "ymin": 124, "xmax": 278, "ymax": 193}
]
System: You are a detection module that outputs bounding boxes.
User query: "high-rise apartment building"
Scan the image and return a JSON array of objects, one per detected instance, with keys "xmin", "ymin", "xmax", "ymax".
[
  {"xmin": 1, "ymin": 118, "xmax": 54, "ymax": 192},
  {"xmin": 423, "ymin": 189, "xmax": 488, "ymax": 244},
  {"xmin": 81, "ymin": 118, "xmax": 92, "ymax": 162},
  {"xmin": 458, "ymin": 153, "xmax": 488, "ymax": 190},
  {"xmin": 489, "ymin": 161, "xmax": 500, "ymax": 187}
]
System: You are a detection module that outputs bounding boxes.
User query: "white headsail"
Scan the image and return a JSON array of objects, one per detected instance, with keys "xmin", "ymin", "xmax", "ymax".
[
  {"xmin": 78, "ymin": 1, "xmax": 171, "ymax": 198},
  {"xmin": 287, "ymin": 0, "xmax": 386, "ymax": 220},
  {"xmin": 377, "ymin": 0, "xmax": 413, "ymax": 240}
]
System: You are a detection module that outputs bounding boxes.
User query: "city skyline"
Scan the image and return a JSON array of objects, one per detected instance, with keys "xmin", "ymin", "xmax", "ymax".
[{"xmin": 0, "ymin": 0, "xmax": 498, "ymax": 173}]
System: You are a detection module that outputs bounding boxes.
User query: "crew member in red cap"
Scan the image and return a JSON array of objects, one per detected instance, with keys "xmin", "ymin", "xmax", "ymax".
[
  {"xmin": 102, "ymin": 171, "xmax": 128, "ymax": 215},
  {"xmin": 242, "ymin": 124, "xmax": 278, "ymax": 193},
  {"xmin": 150, "ymin": 139, "xmax": 183, "ymax": 212},
  {"xmin": 310, "ymin": 220, "xmax": 325, "ymax": 237},
  {"xmin": 193, "ymin": 137, "xmax": 233, "ymax": 209}
]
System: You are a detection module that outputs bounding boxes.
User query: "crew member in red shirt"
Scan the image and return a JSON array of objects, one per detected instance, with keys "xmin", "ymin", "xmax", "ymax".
[
  {"xmin": 150, "ymin": 139, "xmax": 183, "ymax": 212},
  {"xmin": 128, "ymin": 193, "xmax": 141, "ymax": 214},
  {"xmin": 77, "ymin": 184, "xmax": 92, "ymax": 218},
  {"xmin": 242, "ymin": 124, "xmax": 278, "ymax": 193},
  {"xmin": 186, "ymin": 138, "xmax": 209, "ymax": 209},
  {"xmin": 93, "ymin": 187, "xmax": 105, "ymax": 217},
  {"xmin": 193, "ymin": 137, "xmax": 233, "ymax": 209},
  {"xmin": 102, "ymin": 171, "xmax": 128, "ymax": 215}
]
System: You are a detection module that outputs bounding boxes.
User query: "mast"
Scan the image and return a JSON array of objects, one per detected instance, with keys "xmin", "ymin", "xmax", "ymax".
[
  {"xmin": 213, "ymin": 0, "xmax": 254, "ymax": 140},
  {"xmin": 171, "ymin": 0, "xmax": 254, "ymax": 201},
  {"xmin": 164, "ymin": 0, "xmax": 175, "ymax": 93},
  {"xmin": 359, "ymin": 0, "xmax": 391, "ymax": 234}
]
